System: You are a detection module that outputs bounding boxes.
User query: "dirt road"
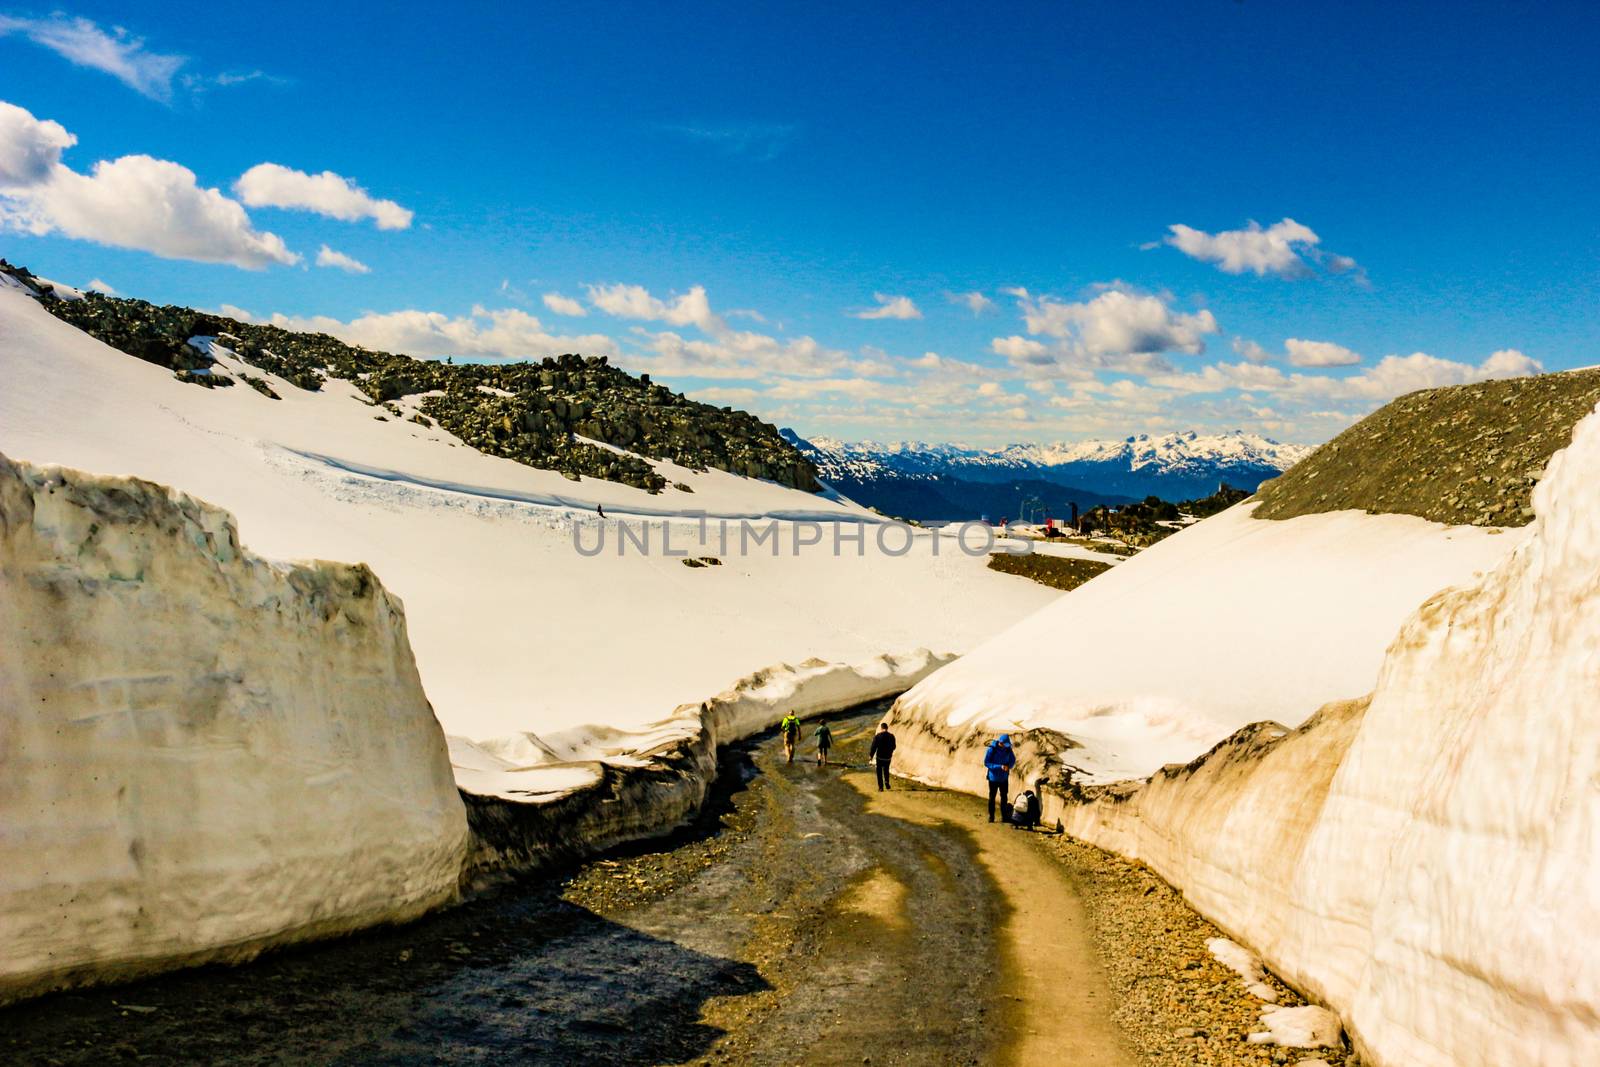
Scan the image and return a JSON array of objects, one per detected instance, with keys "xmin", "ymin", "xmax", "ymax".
[{"xmin": 0, "ymin": 705, "xmax": 1133, "ymax": 1066}]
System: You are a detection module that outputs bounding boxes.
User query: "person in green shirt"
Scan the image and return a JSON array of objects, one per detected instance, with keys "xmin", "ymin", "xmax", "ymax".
[
  {"xmin": 779, "ymin": 713, "xmax": 801, "ymax": 764},
  {"xmin": 814, "ymin": 720, "xmax": 834, "ymax": 767}
]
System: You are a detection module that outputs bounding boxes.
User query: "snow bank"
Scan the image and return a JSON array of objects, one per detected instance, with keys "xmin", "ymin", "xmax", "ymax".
[
  {"xmin": 895, "ymin": 403, "xmax": 1600, "ymax": 1065},
  {"xmin": 457, "ymin": 650, "xmax": 949, "ymax": 876},
  {"xmin": 893, "ymin": 500, "xmax": 1520, "ymax": 782},
  {"xmin": 0, "ymin": 453, "xmax": 469, "ymax": 1005}
]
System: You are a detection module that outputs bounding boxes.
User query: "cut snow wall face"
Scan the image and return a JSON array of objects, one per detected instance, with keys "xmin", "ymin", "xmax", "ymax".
[
  {"xmin": 891, "ymin": 402, "xmax": 1600, "ymax": 1067},
  {"xmin": 457, "ymin": 649, "xmax": 953, "ymax": 878},
  {"xmin": 0, "ymin": 454, "xmax": 470, "ymax": 1005}
]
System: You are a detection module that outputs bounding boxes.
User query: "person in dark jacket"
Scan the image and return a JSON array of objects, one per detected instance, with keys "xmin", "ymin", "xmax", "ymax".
[
  {"xmin": 814, "ymin": 721, "xmax": 834, "ymax": 766},
  {"xmin": 867, "ymin": 722, "xmax": 896, "ymax": 791},
  {"xmin": 984, "ymin": 735, "xmax": 1016, "ymax": 823}
]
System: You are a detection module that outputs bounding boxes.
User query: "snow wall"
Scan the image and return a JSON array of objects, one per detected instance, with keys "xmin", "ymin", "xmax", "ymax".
[
  {"xmin": 457, "ymin": 649, "xmax": 952, "ymax": 879},
  {"xmin": 0, "ymin": 453, "xmax": 470, "ymax": 1006},
  {"xmin": 887, "ymin": 403, "xmax": 1600, "ymax": 1067}
]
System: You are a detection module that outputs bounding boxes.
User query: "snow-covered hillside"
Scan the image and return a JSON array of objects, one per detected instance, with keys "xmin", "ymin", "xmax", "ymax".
[
  {"xmin": 891, "ymin": 500, "xmax": 1520, "ymax": 782},
  {"xmin": 0, "ymin": 286, "xmax": 1053, "ymax": 758},
  {"xmin": 0, "ymin": 453, "xmax": 468, "ymax": 1004}
]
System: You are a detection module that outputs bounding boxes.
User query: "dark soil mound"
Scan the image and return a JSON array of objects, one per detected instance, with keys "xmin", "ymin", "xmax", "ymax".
[
  {"xmin": 987, "ymin": 552, "xmax": 1112, "ymax": 591},
  {"xmin": 1253, "ymin": 368, "xmax": 1600, "ymax": 527}
]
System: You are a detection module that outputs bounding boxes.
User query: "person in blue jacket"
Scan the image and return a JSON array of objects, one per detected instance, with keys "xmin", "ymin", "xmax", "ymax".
[{"xmin": 984, "ymin": 734, "xmax": 1016, "ymax": 823}]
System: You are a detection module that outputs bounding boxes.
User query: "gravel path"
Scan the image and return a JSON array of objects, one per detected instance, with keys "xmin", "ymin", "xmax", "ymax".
[
  {"xmin": 1, "ymin": 702, "xmax": 1351, "ymax": 1067},
  {"xmin": 1045, "ymin": 835, "xmax": 1355, "ymax": 1067}
]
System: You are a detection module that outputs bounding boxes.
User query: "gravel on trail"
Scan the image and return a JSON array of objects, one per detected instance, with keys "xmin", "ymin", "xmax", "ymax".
[
  {"xmin": 1, "ymin": 700, "xmax": 1352, "ymax": 1067},
  {"xmin": 1046, "ymin": 835, "xmax": 1357, "ymax": 1067}
]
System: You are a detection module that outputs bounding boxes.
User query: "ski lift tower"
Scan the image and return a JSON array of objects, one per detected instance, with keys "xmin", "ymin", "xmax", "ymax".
[{"xmin": 1019, "ymin": 494, "xmax": 1045, "ymax": 525}]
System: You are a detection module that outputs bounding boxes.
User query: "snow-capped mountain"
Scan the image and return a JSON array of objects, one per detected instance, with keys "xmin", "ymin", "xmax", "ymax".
[{"xmin": 785, "ymin": 429, "xmax": 1311, "ymax": 505}]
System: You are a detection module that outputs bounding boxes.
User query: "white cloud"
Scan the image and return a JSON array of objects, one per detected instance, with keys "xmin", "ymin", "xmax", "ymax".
[
  {"xmin": 990, "ymin": 335, "xmax": 1051, "ymax": 363},
  {"xmin": 1232, "ymin": 337, "xmax": 1272, "ymax": 363},
  {"xmin": 642, "ymin": 327, "xmax": 856, "ymax": 380},
  {"xmin": 1012, "ymin": 287, "xmax": 1219, "ymax": 357},
  {"xmin": 0, "ymin": 102, "xmax": 298, "ymax": 268},
  {"xmin": 851, "ymin": 293, "xmax": 922, "ymax": 320},
  {"xmin": 587, "ymin": 283, "xmax": 723, "ymax": 332},
  {"xmin": 1311, "ymin": 349, "xmax": 1540, "ymax": 400},
  {"xmin": 1164, "ymin": 218, "xmax": 1360, "ymax": 279},
  {"xmin": 1284, "ymin": 338, "xmax": 1361, "ymax": 367},
  {"xmin": 542, "ymin": 292, "xmax": 587, "ymax": 317},
  {"xmin": 234, "ymin": 163, "xmax": 413, "ymax": 229},
  {"xmin": 0, "ymin": 15, "xmax": 185, "ymax": 101},
  {"xmin": 315, "ymin": 245, "xmax": 369, "ymax": 274},
  {"xmin": 1148, "ymin": 349, "xmax": 1541, "ymax": 403},
  {"xmin": 947, "ymin": 290, "xmax": 996, "ymax": 315},
  {"xmin": 0, "ymin": 101, "xmax": 74, "ymax": 186},
  {"xmin": 257, "ymin": 305, "xmax": 621, "ymax": 362},
  {"xmin": 84, "ymin": 277, "xmax": 117, "ymax": 295}
]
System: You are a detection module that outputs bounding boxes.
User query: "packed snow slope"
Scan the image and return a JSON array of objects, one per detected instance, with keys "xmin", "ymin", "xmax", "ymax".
[
  {"xmin": 0, "ymin": 285, "xmax": 1055, "ymax": 757},
  {"xmin": 0, "ymin": 452, "xmax": 468, "ymax": 1005},
  {"xmin": 892, "ymin": 499, "xmax": 1519, "ymax": 782},
  {"xmin": 1045, "ymin": 399, "xmax": 1600, "ymax": 1066}
]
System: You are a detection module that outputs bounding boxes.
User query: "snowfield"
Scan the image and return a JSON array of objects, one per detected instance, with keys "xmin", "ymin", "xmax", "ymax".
[
  {"xmin": 0, "ymin": 453, "xmax": 468, "ymax": 1005},
  {"xmin": 894, "ymin": 499, "xmax": 1523, "ymax": 782},
  {"xmin": 0, "ymin": 287, "xmax": 1054, "ymax": 759},
  {"xmin": 889, "ymin": 402, "xmax": 1600, "ymax": 1065}
]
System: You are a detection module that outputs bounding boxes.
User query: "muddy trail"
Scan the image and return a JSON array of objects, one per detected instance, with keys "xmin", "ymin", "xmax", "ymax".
[{"xmin": 2, "ymin": 704, "xmax": 1132, "ymax": 1066}]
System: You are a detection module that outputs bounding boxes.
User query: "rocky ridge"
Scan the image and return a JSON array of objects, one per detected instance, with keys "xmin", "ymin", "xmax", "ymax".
[
  {"xmin": 1253, "ymin": 368, "xmax": 1600, "ymax": 526},
  {"xmin": 0, "ymin": 260, "xmax": 819, "ymax": 495}
]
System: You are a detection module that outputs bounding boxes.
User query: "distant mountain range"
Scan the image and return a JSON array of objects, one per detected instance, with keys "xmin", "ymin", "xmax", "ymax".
[{"xmin": 781, "ymin": 429, "xmax": 1312, "ymax": 521}]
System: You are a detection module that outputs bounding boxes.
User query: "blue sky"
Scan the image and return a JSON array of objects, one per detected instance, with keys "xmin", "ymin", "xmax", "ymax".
[{"xmin": 2, "ymin": 1, "xmax": 1597, "ymax": 445}]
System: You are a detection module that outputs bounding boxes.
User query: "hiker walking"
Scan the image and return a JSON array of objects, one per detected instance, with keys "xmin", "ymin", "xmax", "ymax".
[
  {"xmin": 868, "ymin": 722, "xmax": 897, "ymax": 791},
  {"xmin": 780, "ymin": 713, "xmax": 801, "ymax": 764},
  {"xmin": 814, "ymin": 720, "xmax": 834, "ymax": 766},
  {"xmin": 984, "ymin": 734, "xmax": 1016, "ymax": 822}
]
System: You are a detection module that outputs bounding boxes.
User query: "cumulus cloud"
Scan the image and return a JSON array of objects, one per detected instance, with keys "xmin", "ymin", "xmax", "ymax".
[
  {"xmin": 315, "ymin": 245, "xmax": 369, "ymax": 273},
  {"xmin": 990, "ymin": 335, "xmax": 1051, "ymax": 363},
  {"xmin": 1284, "ymin": 338, "xmax": 1361, "ymax": 367},
  {"xmin": 1164, "ymin": 218, "xmax": 1360, "ymax": 279},
  {"xmin": 0, "ymin": 101, "xmax": 74, "ymax": 186},
  {"xmin": 0, "ymin": 102, "xmax": 298, "ymax": 268},
  {"xmin": 1148, "ymin": 349, "xmax": 1540, "ymax": 403},
  {"xmin": 587, "ymin": 282, "xmax": 723, "ymax": 332},
  {"xmin": 947, "ymin": 290, "xmax": 996, "ymax": 315},
  {"xmin": 250, "ymin": 305, "xmax": 621, "ymax": 362},
  {"xmin": 0, "ymin": 14, "xmax": 185, "ymax": 101},
  {"xmin": 1011, "ymin": 287, "xmax": 1219, "ymax": 358},
  {"xmin": 1315, "ymin": 349, "xmax": 1540, "ymax": 399},
  {"xmin": 84, "ymin": 277, "xmax": 116, "ymax": 295},
  {"xmin": 234, "ymin": 163, "xmax": 413, "ymax": 229},
  {"xmin": 643, "ymin": 327, "xmax": 859, "ymax": 380},
  {"xmin": 1232, "ymin": 337, "xmax": 1272, "ymax": 363},
  {"xmin": 851, "ymin": 293, "xmax": 922, "ymax": 320},
  {"xmin": 542, "ymin": 292, "xmax": 587, "ymax": 316}
]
